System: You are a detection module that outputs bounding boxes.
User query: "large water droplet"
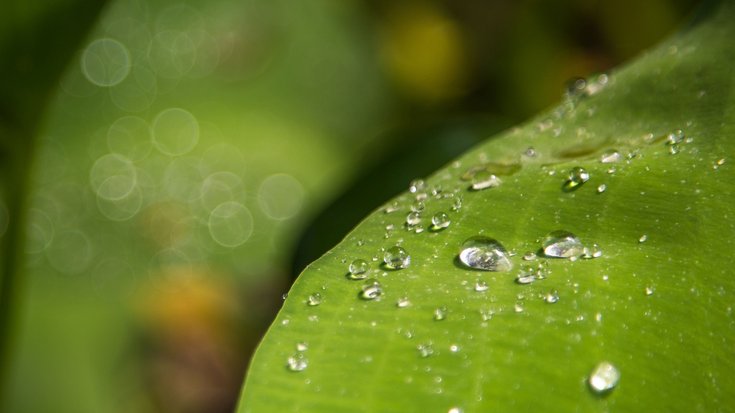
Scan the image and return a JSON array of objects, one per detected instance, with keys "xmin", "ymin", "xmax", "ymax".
[
  {"xmin": 384, "ymin": 246, "xmax": 411, "ymax": 269},
  {"xmin": 588, "ymin": 361, "xmax": 620, "ymax": 394},
  {"xmin": 286, "ymin": 353, "xmax": 308, "ymax": 372},
  {"xmin": 562, "ymin": 167, "xmax": 589, "ymax": 192},
  {"xmin": 543, "ymin": 230, "xmax": 584, "ymax": 258},
  {"xmin": 431, "ymin": 212, "xmax": 451, "ymax": 230},
  {"xmin": 360, "ymin": 281, "xmax": 383, "ymax": 300},
  {"xmin": 458, "ymin": 236, "xmax": 512, "ymax": 272},
  {"xmin": 349, "ymin": 259, "xmax": 369, "ymax": 279}
]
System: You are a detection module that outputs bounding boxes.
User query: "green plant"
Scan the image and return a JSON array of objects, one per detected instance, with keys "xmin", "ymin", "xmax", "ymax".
[{"xmin": 237, "ymin": 1, "xmax": 735, "ymax": 411}]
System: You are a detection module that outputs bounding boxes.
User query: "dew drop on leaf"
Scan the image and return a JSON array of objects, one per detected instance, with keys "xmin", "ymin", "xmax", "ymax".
[
  {"xmin": 286, "ymin": 353, "xmax": 308, "ymax": 372},
  {"xmin": 306, "ymin": 293, "xmax": 322, "ymax": 306},
  {"xmin": 470, "ymin": 171, "xmax": 502, "ymax": 191},
  {"xmin": 384, "ymin": 246, "xmax": 411, "ymax": 269},
  {"xmin": 406, "ymin": 211, "xmax": 421, "ymax": 226},
  {"xmin": 431, "ymin": 212, "xmax": 451, "ymax": 229},
  {"xmin": 474, "ymin": 281, "xmax": 489, "ymax": 292},
  {"xmin": 348, "ymin": 259, "xmax": 369, "ymax": 279},
  {"xmin": 562, "ymin": 167, "xmax": 590, "ymax": 191},
  {"xmin": 434, "ymin": 306, "xmax": 447, "ymax": 321},
  {"xmin": 544, "ymin": 290, "xmax": 559, "ymax": 303},
  {"xmin": 588, "ymin": 361, "xmax": 620, "ymax": 394},
  {"xmin": 600, "ymin": 150, "xmax": 622, "ymax": 163},
  {"xmin": 542, "ymin": 230, "xmax": 585, "ymax": 258},
  {"xmin": 458, "ymin": 236, "xmax": 512, "ymax": 272},
  {"xmin": 360, "ymin": 281, "xmax": 383, "ymax": 300}
]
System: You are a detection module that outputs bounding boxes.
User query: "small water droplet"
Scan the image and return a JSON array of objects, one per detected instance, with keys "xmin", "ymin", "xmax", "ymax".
[
  {"xmin": 565, "ymin": 77, "xmax": 587, "ymax": 100},
  {"xmin": 474, "ymin": 281, "xmax": 489, "ymax": 292},
  {"xmin": 596, "ymin": 184, "xmax": 607, "ymax": 193},
  {"xmin": 458, "ymin": 236, "xmax": 512, "ymax": 272},
  {"xmin": 417, "ymin": 343, "xmax": 434, "ymax": 358},
  {"xmin": 451, "ymin": 196, "xmax": 463, "ymax": 211},
  {"xmin": 524, "ymin": 147, "xmax": 537, "ymax": 157},
  {"xmin": 600, "ymin": 151, "xmax": 622, "ymax": 163},
  {"xmin": 360, "ymin": 281, "xmax": 383, "ymax": 300},
  {"xmin": 645, "ymin": 286, "xmax": 654, "ymax": 296},
  {"xmin": 410, "ymin": 201, "xmax": 425, "ymax": 212},
  {"xmin": 286, "ymin": 353, "xmax": 308, "ymax": 372},
  {"xmin": 543, "ymin": 230, "xmax": 585, "ymax": 258},
  {"xmin": 307, "ymin": 293, "xmax": 322, "ymax": 306},
  {"xmin": 639, "ymin": 234, "xmax": 648, "ymax": 243},
  {"xmin": 514, "ymin": 303, "xmax": 524, "ymax": 313},
  {"xmin": 588, "ymin": 361, "xmax": 620, "ymax": 394},
  {"xmin": 522, "ymin": 251, "xmax": 536, "ymax": 261},
  {"xmin": 384, "ymin": 202, "xmax": 400, "ymax": 214},
  {"xmin": 434, "ymin": 306, "xmax": 447, "ymax": 321},
  {"xmin": 406, "ymin": 211, "xmax": 421, "ymax": 226},
  {"xmin": 409, "ymin": 179, "xmax": 426, "ymax": 194},
  {"xmin": 348, "ymin": 259, "xmax": 369, "ymax": 279},
  {"xmin": 562, "ymin": 167, "xmax": 590, "ymax": 192},
  {"xmin": 448, "ymin": 407, "xmax": 463, "ymax": 413},
  {"xmin": 397, "ymin": 297, "xmax": 411, "ymax": 308},
  {"xmin": 666, "ymin": 129, "xmax": 685, "ymax": 145},
  {"xmin": 544, "ymin": 290, "xmax": 559, "ymax": 303},
  {"xmin": 470, "ymin": 171, "xmax": 502, "ymax": 191},
  {"xmin": 607, "ymin": 166, "xmax": 616, "ymax": 174},
  {"xmin": 669, "ymin": 144, "xmax": 680, "ymax": 155},
  {"xmin": 582, "ymin": 243, "xmax": 602, "ymax": 259},
  {"xmin": 384, "ymin": 246, "xmax": 411, "ymax": 269},
  {"xmin": 296, "ymin": 342, "xmax": 308, "ymax": 352},
  {"xmin": 449, "ymin": 344, "xmax": 460, "ymax": 353},
  {"xmin": 431, "ymin": 212, "xmax": 451, "ymax": 230}
]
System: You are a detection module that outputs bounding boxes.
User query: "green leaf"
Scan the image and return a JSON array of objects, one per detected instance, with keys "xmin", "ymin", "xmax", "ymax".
[{"xmin": 238, "ymin": 1, "xmax": 735, "ymax": 411}]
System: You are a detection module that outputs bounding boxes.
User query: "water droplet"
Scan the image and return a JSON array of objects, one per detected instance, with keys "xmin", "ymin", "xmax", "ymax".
[
  {"xmin": 562, "ymin": 167, "xmax": 590, "ymax": 192},
  {"xmin": 523, "ymin": 147, "xmax": 537, "ymax": 157},
  {"xmin": 431, "ymin": 212, "xmax": 451, "ymax": 230},
  {"xmin": 474, "ymin": 281, "xmax": 489, "ymax": 292},
  {"xmin": 448, "ymin": 407, "xmax": 463, "ymax": 413},
  {"xmin": 645, "ymin": 286, "xmax": 654, "ymax": 296},
  {"xmin": 582, "ymin": 243, "xmax": 603, "ymax": 259},
  {"xmin": 286, "ymin": 353, "xmax": 308, "ymax": 372},
  {"xmin": 451, "ymin": 196, "xmax": 463, "ymax": 211},
  {"xmin": 470, "ymin": 171, "xmax": 502, "ymax": 191},
  {"xmin": 360, "ymin": 281, "xmax": 383, "ymax": 300},
  {"xmin": 588, "ymin": 361, "xmax": 620, "ymax": 394},
  {"xmin": 544, "ymin": 290, "xmax": 559, "ymax": 303},
  {"xmin": 409, "ymin": 179, "xmax": 426, "ymax": 194},
  {"xmin": 522, "ymin": 251, "xmax": 536, "ymax": 261},
  {"xmin": 639, "ymin": 234, "xmax": 648, "ymax": 243},
  {"xmin": 600, "ymin": 151, "xmax": 622, "ymax": 163},
  {"xmin": 296, "ymin": 342, "xmax": 308, "ymax": 352},
  {"xmin": 384, "ymin": 246, "xmax": 411, "ymax": 269},
  {"xmin": 406, "ymin": 211, "xmax": 421, "ymax": 226},
  {"xmin": 434, "ymin": 306, "xmax": 447, "ymax": 321},
  {"xmin": 397, "ymin": 297, "xmax": 411, "ymax": 308},
  {"xmin": 669, "ymin": 144, "xmax": 680, "ymax": 155},
  {"xmin": 666, "ymin": 129, "xmax": 685, "ymax": 145},
  {"xmin": 307, "ymin": 293, "xmax": 322, "ymax": 306},
  {"xmin": 596, "ymin": 184, "xmax": 607, "ymax": 193},
  {"xmin": 384, "ymin": 202, "xmax": 400, "ymax": 214},
  {"xmin": 417, "ymin": 343, "xmax": 434, "ymax": 358},
  {"xmin": 542, "ymin": 230, "xmax": 584, "ymax": 258},
  {"xmin": 348, "ymin": 259, "xmax": 369, "ymax": 279},
  {"xmin": 565, "ymin": 77, "xmax": 587, "ymax": 100},
  {"xmin": 458, "ymin": 236, "xmax": 512, "ymax": 272},
  {"xmin": 514, "ymin": 303, "xmax": 524, "ymax": 313},
  {"xmin": 515, "ymin": 266, "xmax": 537, "ymax": 284}
]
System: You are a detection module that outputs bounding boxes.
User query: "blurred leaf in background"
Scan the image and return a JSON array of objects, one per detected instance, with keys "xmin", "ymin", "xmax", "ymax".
[{"xmin": 0, "ymin": 0, "xmax": 698, "ymax": 412}]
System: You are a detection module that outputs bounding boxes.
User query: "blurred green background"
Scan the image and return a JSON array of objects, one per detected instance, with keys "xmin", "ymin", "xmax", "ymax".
[{"xmin": 0, "ymin": 0, "xmax": 697, "ymax": 412}]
